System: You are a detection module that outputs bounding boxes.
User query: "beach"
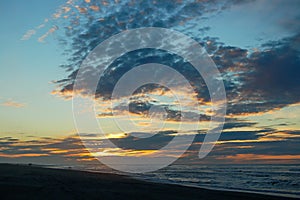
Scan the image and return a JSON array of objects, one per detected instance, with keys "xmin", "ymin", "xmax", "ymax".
[{"xmin": 0, "ymin": 164, "xmax": 298, "ymax": 200}]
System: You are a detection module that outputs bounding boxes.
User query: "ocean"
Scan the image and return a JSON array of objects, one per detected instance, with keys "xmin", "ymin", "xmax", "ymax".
[{"xmin": 64, "ymin": 164, "xmax": 300, "ymax": 198}]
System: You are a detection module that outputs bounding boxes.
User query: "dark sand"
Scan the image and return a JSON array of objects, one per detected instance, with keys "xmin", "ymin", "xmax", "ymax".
[{"xmin": 0, "ymin": 164, "xmax": 298, "ymax": 200}]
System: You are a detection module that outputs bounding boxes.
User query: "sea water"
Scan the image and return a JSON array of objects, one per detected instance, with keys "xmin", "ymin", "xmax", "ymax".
[
  {"xmin": 134, "ymin": 164, "xmax": 300, "ymax": 198},
  {"xmin": 70, "ymin": 164, "xmax": 300, "ymax": 198}
]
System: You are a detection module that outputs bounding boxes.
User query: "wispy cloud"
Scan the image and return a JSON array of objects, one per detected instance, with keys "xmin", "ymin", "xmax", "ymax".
[
  {"xmin": 21, "ymin": 29, "xmax": 36, "ymax": 41},
  {"xmin": 20, "ymin": 0, "xmax": 77, "ymax": 42},
  {"xmin": 1, "ymin": 100, "xmax": 26, "ymax": 108},
  {"xmin": 38, "ymin": 25, "xmax": 59, "ymax": 43},
  {"xmin": 20, "ymin": 18, "xmax": 49, "ymax": 41}
]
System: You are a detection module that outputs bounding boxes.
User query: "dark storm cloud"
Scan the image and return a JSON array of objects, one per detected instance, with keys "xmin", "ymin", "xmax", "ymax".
[
  {"xmin": 110, "ymin": 130, "xmax": 176, "ymax": 150},
  {"xmin": 56, "ymin": 34, "xmax": 300, "ymax": 118},
  {"xmin": 1, "ymin": 128, "xmax": 299, "ymax": 164},
  {"xmin": 202, "ymin": 34, "xmax": 300, "ymax": 115},
  {"xmin": 0, "ymin": 136, "xmax": 89, "ymax": 161},
  {"xmin": 51, "ymin": 0, "xmax": 300, "ymax": 130},
  {"xmin": 128, "ymin": 100, "xmax": 211, "ymax": 122},
  {"xmin": 92, "ymin": 49, "xmax": 206, "ymax": 100},
  {"xmin": 222, "ymin": 120, "xmax": 257, "ymax": 130},
  {"xmin": 178, "ymin": 129, "xmax": 300, "ymax": 164},
  {"xmin": 209, "ymin": 137, "xmax": 300, "ymax": 158},
  {"xmin": 193, "ymin": 129, "xmax": 272, "ymax": 143},
  {"xmin": 54, "ymin": 0, "xmax": 253, "ymax": 96},
  {"xmin": 247, "ymin": 35, "xmax": 300, "ymax": 95}
]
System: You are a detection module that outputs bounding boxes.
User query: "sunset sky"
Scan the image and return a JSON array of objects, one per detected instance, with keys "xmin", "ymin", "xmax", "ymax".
[{"xmin": 0, "ymin": 0, "xmax": 299, "ymax": 166}]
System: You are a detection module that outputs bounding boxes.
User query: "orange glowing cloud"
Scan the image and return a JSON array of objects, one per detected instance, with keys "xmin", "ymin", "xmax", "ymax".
[
  {"xmin": 90, "ymin": 5, "xmax": 100, "ymax": 11},
  {"xmin": 1, "ymin": 100, "xmax": 25, "ymax": 108},
  {"xmin": 38, "ymin": 25, "xmax": 59, "ymax": 43},
  {"xmin": 0, "ymin": 153, "xmax": 49, "ymax": 158}
]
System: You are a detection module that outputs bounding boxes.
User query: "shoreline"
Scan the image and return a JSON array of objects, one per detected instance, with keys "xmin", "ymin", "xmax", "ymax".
[
  {"xmin": 136, "ymin": 178, "xmax": 300, "ymax": 199},
  {"xmin": 0, "ymin": 163, "xmax": 299, "ymax": 200},
  {"xmin": 40, "ymin": 164, "xmax": 299, "ymax": 198}
]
